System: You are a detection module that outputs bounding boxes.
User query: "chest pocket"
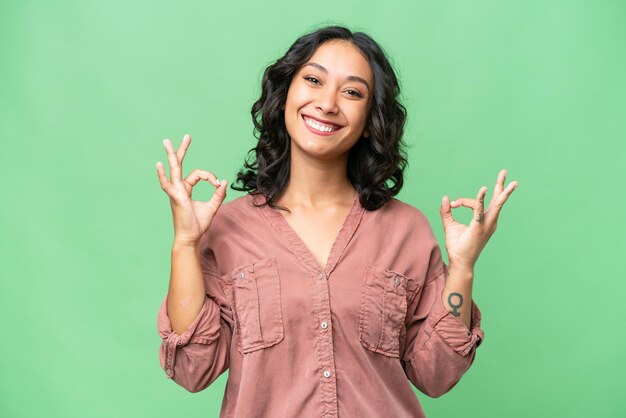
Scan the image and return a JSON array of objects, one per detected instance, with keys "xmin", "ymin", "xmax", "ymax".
[
  {"xmin": 231, "ymin": 257, "xmax": 284, "ymax": 354},
  {"xmin": 359, "ymin": 265, "xmax": 412, "ymax": 358}
]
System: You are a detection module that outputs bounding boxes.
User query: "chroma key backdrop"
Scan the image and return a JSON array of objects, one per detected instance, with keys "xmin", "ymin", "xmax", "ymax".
[{"xmin": 1, "ymin": 1, "xmax": 624, "ymax": 417}]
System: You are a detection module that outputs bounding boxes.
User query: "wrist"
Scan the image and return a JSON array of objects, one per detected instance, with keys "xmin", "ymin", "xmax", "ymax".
[
  {"xmin": 447, "ymin": 262, "xmax": 475, "ymax": 280},
  {"xmin": 172, "ymin": 239, "xmax": 200, "ymax": 251}
]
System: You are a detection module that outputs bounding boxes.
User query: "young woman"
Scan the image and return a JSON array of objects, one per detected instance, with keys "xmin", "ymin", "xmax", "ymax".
[{"xmin": 156, "ymin": 25, "xmax": 517, "ymax": 417}]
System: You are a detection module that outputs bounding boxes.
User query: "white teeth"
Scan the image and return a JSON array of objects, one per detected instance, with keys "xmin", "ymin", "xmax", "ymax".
[{"xmin": 304, "ymin": 116, "xmax": 338, "ymax": 133}]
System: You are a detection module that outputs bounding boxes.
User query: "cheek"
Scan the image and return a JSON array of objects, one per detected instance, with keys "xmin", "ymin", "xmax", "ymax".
[
  {"xmin": 349, "ymin": 106, "xmax": 369, "ymax": 129},
  {"xmin": 286, "ymin": 83, "xmax": 308, "ymax": 104}
]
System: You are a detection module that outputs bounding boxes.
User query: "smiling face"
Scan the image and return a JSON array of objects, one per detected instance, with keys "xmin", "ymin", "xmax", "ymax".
[{"xmin": 283, "ymin": 39, "xmax": 373, "ymax": 160}]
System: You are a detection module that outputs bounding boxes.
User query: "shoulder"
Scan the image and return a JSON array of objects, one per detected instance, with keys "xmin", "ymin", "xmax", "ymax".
[
  {"xmin": 198, "ymin": 193, "xmax": 259, "ymax": 268},
  {"xmin": 201, "ymin": 193, "xmax": 259, "ymax": 241},
  {"xmin": 212, "ymin": 193, "xmax": 257, "ymax": 220},
  {"xmin": 379, "ymin": 197, "xmax": 435, "ymax": 232},
  {"xmin": 372, "ymin": 197, "xmax": 445, "ymax": 282},
  {"xmin": 373, "ymin": 197, "xmax": 440, "ymax": 252}
]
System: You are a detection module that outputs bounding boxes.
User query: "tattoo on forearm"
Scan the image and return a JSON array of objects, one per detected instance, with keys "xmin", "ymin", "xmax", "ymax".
[{"xmin": 448, "ymin": 292, "xmax": 464, "ymax": 317}]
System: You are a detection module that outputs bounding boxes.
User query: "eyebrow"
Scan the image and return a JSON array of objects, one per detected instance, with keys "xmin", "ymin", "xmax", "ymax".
[{"xmin": 302, "ymin": 62, "xmax": 370, "ymax": 91}]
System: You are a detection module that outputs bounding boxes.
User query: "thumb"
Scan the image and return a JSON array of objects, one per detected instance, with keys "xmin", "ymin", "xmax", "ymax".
[
  {"xmin": 208, "ymin": 178, "xmax": 228, "ymax": 208},
  {"xmin": 440, "ymin": 195, "xmax": 455, "ymax": 232}
]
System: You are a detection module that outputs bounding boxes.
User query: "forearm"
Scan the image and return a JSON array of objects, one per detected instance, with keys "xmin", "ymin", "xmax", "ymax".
[
  {"xmin": 441, "ymin": 264, "xmax": 475, "ymax": 330},
  {"xmin": 167, "ymin": 241, "xmax": 206, "ymax": 334}
]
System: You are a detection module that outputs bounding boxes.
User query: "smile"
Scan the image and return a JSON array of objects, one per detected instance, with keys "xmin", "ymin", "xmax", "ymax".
[{"xmin": 302, "ymin": 115, "xmax": 344, "ymax": 136}]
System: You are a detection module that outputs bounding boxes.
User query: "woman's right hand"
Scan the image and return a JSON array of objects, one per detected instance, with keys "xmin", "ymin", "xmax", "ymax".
[{"xmin": 156, "ymin": 134, "xmax": 228, "ymax": 246}]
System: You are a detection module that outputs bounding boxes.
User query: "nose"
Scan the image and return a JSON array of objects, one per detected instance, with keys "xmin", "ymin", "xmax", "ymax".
[{"xmin": 315, "ymin": 86, "xmax": 339, "ymax": 114}]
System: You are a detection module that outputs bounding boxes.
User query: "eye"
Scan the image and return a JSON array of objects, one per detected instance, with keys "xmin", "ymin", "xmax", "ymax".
[
  {"xmin": 345, "ymin": 89, "xmax": 364, "ymax": 98},
  {"xmin": 304, "ymin": 76, "xmax": 320, "ymax": 85}
]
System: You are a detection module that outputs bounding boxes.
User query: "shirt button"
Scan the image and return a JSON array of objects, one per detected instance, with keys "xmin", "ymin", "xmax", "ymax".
[
  {"xmin": 394, "ymin": 277, "xmax": 401, "ymax": 286},
  {"xmin": 238, "ymin": 272, "xmax": 245, "ymax": 279},
  {"xmin": 323, "ymin": 370, "xmax": 331, "ymax": 378},
  {"xmin": 317, "ymin": 272, "xmax": 324, "ymax": 280},
  {"xmin": 320, "ymin": 321, "xmax": 328, "ymax": 329}
]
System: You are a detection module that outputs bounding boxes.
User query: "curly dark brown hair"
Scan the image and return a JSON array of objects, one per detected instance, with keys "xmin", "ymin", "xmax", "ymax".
[{"xmin": 230, "ymin": 25, "xmax": 408, "ymax": 212}]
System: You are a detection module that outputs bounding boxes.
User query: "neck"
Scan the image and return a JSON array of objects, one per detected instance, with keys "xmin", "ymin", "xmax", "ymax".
[{"xmin": 276, "ymin": 146, "xmax": 356, "ymax": 209}]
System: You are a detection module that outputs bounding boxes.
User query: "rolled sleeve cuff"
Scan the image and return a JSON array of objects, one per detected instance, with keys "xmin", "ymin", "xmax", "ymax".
[
  {"xmin": 428, "ymin": 285, "xmax": 485, "ymax": 357},
  {"xmin": 158, "ymin": 295, "xmax": 217, "ymax": 379}
]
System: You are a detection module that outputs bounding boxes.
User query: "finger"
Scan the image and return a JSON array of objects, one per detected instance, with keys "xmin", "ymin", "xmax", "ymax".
[
  {"xmin": 176, "ymin": 134, "xmax": 191, "ymax": 163},
  {"xmin": 155, "ymin": 161, "xmax": 172, "ymax": 193},
  {"xmin": 450, "ymin": 197, "xmax": 476, "ymax": 209},
  {"xmin": 163, "ymin": 138, "xmax": 182, "ymax": 184},
  {"xmin": 183, "ymin": 169, "xmax": 222, "ymax": 189},
  {"xmin": 490, "ymin": 169, "xmax": 506, "ymax": 207},
  {"xmin": 490, "ymin": 180, "xmax": 519, "ymax": 218},
  {"xmin": 440, "ymin": 195, "xmax": 456, "ymax": 232},
  {"xmin": 472, "ymin": 186, "xmax": 487, "ymax": 225}
]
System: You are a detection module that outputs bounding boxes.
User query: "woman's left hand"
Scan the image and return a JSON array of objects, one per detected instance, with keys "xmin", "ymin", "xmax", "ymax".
[{"xmin": 440, "ymin": 169, "xmax": 518, "ymax": 271}]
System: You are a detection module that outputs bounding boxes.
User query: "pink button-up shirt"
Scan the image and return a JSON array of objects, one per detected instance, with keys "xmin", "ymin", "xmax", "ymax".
[{"xmin": 157, "ymin": 192, "xmax": 484, "ymax": 417}]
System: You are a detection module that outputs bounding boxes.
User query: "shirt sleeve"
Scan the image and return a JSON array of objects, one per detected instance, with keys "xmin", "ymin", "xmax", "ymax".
[
  {"xmin": 401, "ymin": 253, "xmax": 485, "ymax": 398},
  {"xmin": 156, "ymin": 244, "xmax": 234, "ymax": 393}
]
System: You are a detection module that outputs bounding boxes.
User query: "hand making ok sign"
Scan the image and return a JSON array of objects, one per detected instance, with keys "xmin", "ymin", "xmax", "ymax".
[
  {"xmin": 440, "ymin": 169, "xmax": 519, "ymax": 271},
  {"xmin": 156, "ymin": 134, "xmax": 228, "ymax": 246}
]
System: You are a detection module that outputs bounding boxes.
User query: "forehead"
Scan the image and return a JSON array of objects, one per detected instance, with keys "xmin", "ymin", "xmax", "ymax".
[{"xmin": 302, "ymin": 40, "xmax": 373, "ymax": 84}]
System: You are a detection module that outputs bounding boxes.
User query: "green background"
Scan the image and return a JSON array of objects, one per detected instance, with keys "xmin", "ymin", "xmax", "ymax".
[{"xmin": 1, "ymin": 0, "xmax": 624, "ymax": 417}]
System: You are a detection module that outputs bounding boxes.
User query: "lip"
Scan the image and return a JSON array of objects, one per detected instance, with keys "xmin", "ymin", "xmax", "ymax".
[
  {"xmin": 302, "ymin": 114, "xmax": 345, "ymax": 128},
  {"xmin": 301, "ymin": 114, "xmax": 345, "ymax": 136}
]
